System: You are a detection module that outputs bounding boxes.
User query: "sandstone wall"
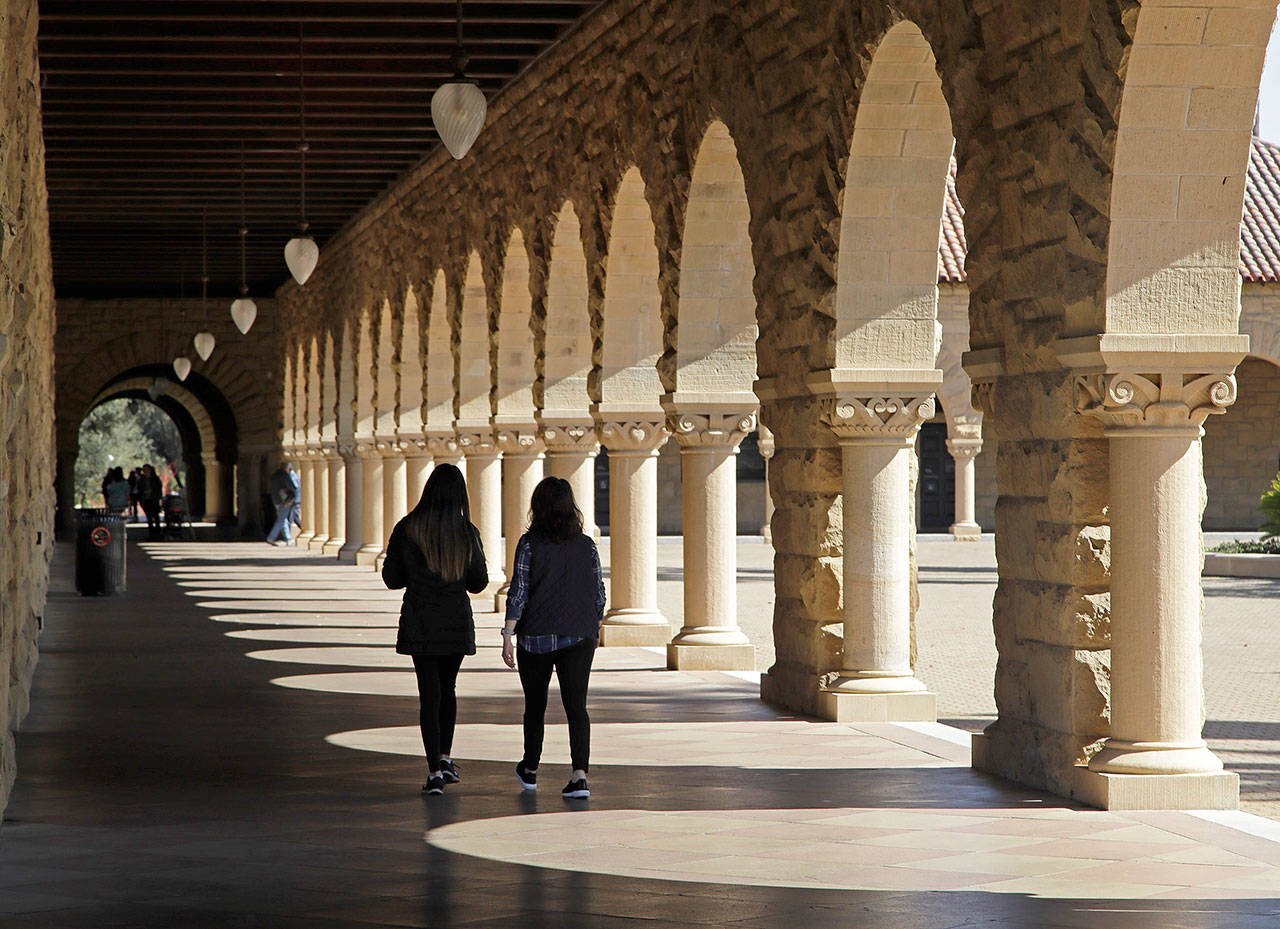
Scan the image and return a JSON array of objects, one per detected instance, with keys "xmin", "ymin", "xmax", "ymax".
[
  {"xmin": 0, "ymin": 0, "xmax": 56, "ymax": 812},
  {"xmin": 1204, "ymin": 356, "xmax": 1280, "ymax": 531}
]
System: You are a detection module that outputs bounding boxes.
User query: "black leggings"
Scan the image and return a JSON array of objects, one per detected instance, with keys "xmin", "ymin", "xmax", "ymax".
[
  {"xmin": 517, "ymin": 639, "xmax": 595, "ymax": 773},
  {"xmin": 411, "ymin": 653, "xmax": 465, "ymax": 773}
]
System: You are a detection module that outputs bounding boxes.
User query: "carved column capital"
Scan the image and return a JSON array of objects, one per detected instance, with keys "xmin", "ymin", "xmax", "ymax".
[
  {"xmin": 945, "ymin": 438, "xmax": 983, "ymax": 460},
  {"xmin": 540, "ymin": 418, "xmax": 600, "ymax": 455},
  {"xmin": 667, "ymin": 409, "xmax": 757, "ymax": 450},
  {"xmin": 320, "ymin": 443, "xmax": 340, "ymax": 460},
  {"xmin": 353, "ymin": 439, "xmax": 380, "ymax": 458},
  {"xmin": 597, "ymin": 418, "xmax": 670, "ymax": 454},
  {"xmin": 1076, "ymin": 370, "xmax": 1237, "ymax": 435},
  {"xmin": 424, "ymin": 433, "xmax": 459, "ymax": 458},
  {"xmin": 337, "ymin": 441, "xmax": 359, "ymax": 459},
  {"xmin": 756, "ymin": 424, "xmax": 775, "ymax": 460},
  {"xmin": 398, "ymin": 434, "xmax": 430, "ymax": 457},
  {"xmin": 377, "ymin": 437, "xmax": 407, "ymax": 458},
  {"xmin": 456, "ymin": 430, "xmax": 498, "ymax": 457},
  {"xmin": 494, "ymin": 426, "xmax": 545, "ymax": 457},
  {"xmin": 821, "ymin": 395, "xmax": 935, "ymax": 445}
]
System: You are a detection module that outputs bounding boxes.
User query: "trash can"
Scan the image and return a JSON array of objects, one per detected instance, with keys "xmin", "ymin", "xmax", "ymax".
[{"xmin": 75, "ymin": 508, "xmax": 126, "ymax": 595}]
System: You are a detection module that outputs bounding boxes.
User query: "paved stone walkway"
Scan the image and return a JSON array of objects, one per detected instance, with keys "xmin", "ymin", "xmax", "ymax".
[{"xmin": 3, "ymin": 539, "xmax": 1280, "ymax": 925}]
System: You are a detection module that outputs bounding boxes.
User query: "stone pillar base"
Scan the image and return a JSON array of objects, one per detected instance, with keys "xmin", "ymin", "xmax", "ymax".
[
  {"xmin": 667, "ymin": 643, "xmax": 755, "ymax": 671},
  {"xmin": 354, "ymin": 545, "xmax": 381, "ymax": 566},
  {"xmin": 374, "ymin": 552, "xmax": 386, "ymax": 572},
  {"xmin": 295, "ymin": 531, "xmax": 316, "ymax": 547},
  {"xmin": 1072, "ymin": 766, "xmax": 1239, "ymax": 811},
  {"xmin": 949, "ymin": 521, "xmax": 982, "ymax": 540},
  {"xmin": 323, "ymin": 537, "xmax": 345, "ymax": 557},
  {"xmin": 494, "ymin": 591, "xmax": 508, "ymax": 614},
  {"xmin": 817, "ymin": 690, "xmax": 937, "ymax": 723},
  {"xmin": 308, "ymin": 537, "xmax": 327, "ymax": 553},
  {"xmin": 600, "ymin": 616, "xmax": 671, "ymax": 647}
]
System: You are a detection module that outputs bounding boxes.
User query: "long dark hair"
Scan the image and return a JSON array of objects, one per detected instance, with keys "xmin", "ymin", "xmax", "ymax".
[
  {"xmin": 405, "ymin": 463, "xmax": 473, "ymax": 581},
  {"xmin": 528, "ymin": 476, "xmax": 583, "ymax": 543}
]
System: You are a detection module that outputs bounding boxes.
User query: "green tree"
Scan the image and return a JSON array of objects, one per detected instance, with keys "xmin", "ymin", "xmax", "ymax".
[
  {"xmin": 1262, "ymin": 472, "xmax": 1280, "ymax": 541},
  {"xmin": 75, "ymin": 398, "xmax": 184, "ymax": 506}
]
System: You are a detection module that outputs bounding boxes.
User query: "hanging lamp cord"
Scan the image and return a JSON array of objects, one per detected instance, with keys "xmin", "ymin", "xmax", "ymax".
[
  {"xmin": 239, "ymin": 141, "xmax": 248, "ymax": 296},
  {"xmin": 451, "ymin": 0, "xmax": 467, "ymax": 77},
  {"xmin": 298, "ymin": 23, "xmax": 309, "ymax": 235}
]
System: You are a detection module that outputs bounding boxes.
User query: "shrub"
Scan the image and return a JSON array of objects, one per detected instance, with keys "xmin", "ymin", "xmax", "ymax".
[
  {"xmin": 1263, "ymin": 471, "xmax": 1280, "ymax": 541},
  {"xmin": 1208, "ymin": 538, "xmax": 1280, "ymax": 555}
]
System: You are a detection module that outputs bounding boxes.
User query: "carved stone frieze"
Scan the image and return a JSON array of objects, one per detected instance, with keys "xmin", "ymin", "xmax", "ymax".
[
  {"xmin": 667, "ymin": 409, "xmax": 757, "ymax": 449},
  {"xmin": 820, "ymin": 395, "xmax": 935, "ymax": 443},
  {"xmin": 541, "ymin": 419, "xmax": 600, "ymax": 454},
  {"xmin": 494, "ymin": 427, "xmax": 545, "ymax": 457},
  {"xmin": 1075, "ymin": 370, "xmax": 1237, "ymax": 432},
  {"xmin": 597, "ymin": 419, "xmax": 670, "ymax": 453},
  {"xmin": 456, "ymin": 430, "xmax": 498, "ymax": 456},
  {"xmin": 424, "ymin": 434, "xmax": 459, "ymax": 458}
]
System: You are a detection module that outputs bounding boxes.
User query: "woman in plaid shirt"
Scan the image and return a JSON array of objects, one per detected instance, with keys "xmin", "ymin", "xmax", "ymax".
[{"xmin": 502, "ymin": 476, "xmax": 606, "ymax": 799}]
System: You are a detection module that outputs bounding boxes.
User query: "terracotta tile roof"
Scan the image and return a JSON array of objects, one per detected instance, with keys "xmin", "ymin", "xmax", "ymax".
[{"xmin": 937, "ymin": 137, "xmax": 1280, "ymax": 285}]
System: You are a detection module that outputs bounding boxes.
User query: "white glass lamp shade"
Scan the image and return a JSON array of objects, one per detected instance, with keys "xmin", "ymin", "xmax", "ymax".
[
  {"xmin": 431, "ymin": 81, "xmax": 486, "ymax": 159},
  {"xmin": 285, "ymin": 236, "xmax": 319, "ymax": 285},
  {"xmin": 172, "ymin": 357, "xmax": 192, "ymax": 381},
  {"xmin": 193, "ymin": 331, "xmax": 216, "ymax": 361},
  {"xmin": 230, "ymin": 297, "xmax": 258, "ymax": 334}
]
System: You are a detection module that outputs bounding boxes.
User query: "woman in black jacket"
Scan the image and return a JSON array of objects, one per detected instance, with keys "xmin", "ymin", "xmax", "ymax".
[
  {"xmin": 501, "ymin": 477, "xmax": 606, "ymax": 800},
  {"xmin": 382, "ymin": 463, "xmax": 488, "ymax": 795}
]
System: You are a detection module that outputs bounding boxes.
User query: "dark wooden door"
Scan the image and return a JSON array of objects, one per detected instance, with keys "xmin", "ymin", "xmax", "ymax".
[{"xmin": 918, "ymin": 422, "xmax": 954, "ymax": 531}]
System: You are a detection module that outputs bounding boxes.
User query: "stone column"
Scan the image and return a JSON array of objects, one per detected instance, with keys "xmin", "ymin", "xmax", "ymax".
[
  {"xmin": 596, "ymin": 418, "xmax": 671, "ymax": 646},
  {"xmin": 757, "ymin": 425, "xmax": 775, "ymax": 543},
  {"xmin": 201, "ymin": 453, "xmax": 230, "ymax": 525},
  {"xmin": 378, "ymin": 441, "xmax": 407, "ymax": 569},
  {"xmin": 323, "ymin": 451, "xmax": 347, "ymax": 557},
  {"xmin": 495, "ymin": 427, "xmax": 545, "ymax": 611},
  {"xmin": 541, "ymin": 418, "xmax": 600, "ymax": 537},
  {"xmin": 946, "ymin": 434, "xmax": 983, "ymax": 540},
  {"xmin": 355, "ymin": 442, "xmax": 384, "ymax": 566},
  {"xmin": 819, "ymin": 394, "xmax": 937, "ymax": 722},
  {"xmin": 309, "ymin": 449, "xmax": 331, "ymax": 552},
  {"xmin": 458, "ymin": 430, "xmax": 504, "ymax": 597},
  {"xmin": 1073, "ymin": 365, "xmax": 1241, "ymax": 809},
  {"xmin": 337, "ymin": 444, "xmax": 364, "ymax": 564},
  {"xmin": 664, "ymin": 408, "xmax": 757, "ymax": 671},
  {"xmin": 404, "ymin": 438, "xmax": 432, "ymax": 509},
  {"xmin": 295, "ymin": 454, "xmax": 318, "ymax": 547}
]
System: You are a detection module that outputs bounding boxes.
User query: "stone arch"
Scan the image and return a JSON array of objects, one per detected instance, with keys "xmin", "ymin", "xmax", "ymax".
[
  {"xmin": 91, "ymin": 376, "xmax": 218, "ymax": 462},
  {"xmin": 599, "ymin": 166, "xmax": 664, "ymax": 410},
  {"xmin": 833, "ymin": 20, "xmax": 952, "ymax": 376},
  {"xmin": 336, "ymin": 316, "xmax": 356, "ymax": 441},
  {"xmin": 673, "ymin": 119, "xmax": 757, "ymax": 402},
  {"xmin": 399, "ymin": 284, "xmax": 424, "ymax": 435},
  {"xmin": 321, "ymin": 328, "xmax": 338, "ymax": 443},
  {"xmin": 495, "ymin": 229, "xmax": 537, "ymax": 424},
  {"xmin": 424, "ymin": 269, "xmax": 454, "ymax": 436},
  {"xmin": 282, "ymin": 350, "xmax": 296, "ymax": 450},
  {"xmin": 1102, "ymin": 1, "xmax": 1274, "ymax": 337},
  {"xmin": 375, "ymin": 296, "xmax": 398, "ymax": 437},
  {"xmin": 306, "ymin": 335, "xmax": 322, "ymax": 448},
  {"xmin": 455, "ymin": 252, "xmax": 491, "ymax": 430},
  {"xmin": 354, "ymin": 306, "xmax": 376, "ymax": 438},
  {"xmin": 1203, "ymin": 354, "xmax": 1280, "ymax": 530},
  {"xmin": 542, "ymin": 202, "xmax": 592, "ymax": 418}
]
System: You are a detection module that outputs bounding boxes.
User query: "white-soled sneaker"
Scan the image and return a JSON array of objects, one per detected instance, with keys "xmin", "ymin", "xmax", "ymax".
[
  {"xmin": 515, "ymin": 763, "xmax": 537, "ymax": 790},
  {"xmin": 562, "ymin": 777, "xmax": 589, "ymax": 799}
]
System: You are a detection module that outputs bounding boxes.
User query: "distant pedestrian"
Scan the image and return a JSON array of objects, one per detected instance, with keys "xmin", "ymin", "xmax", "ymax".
[
  {"xmin": 137, "ymin": 464, "xmax": 164, "ymax": 540},
  {"xmin": 266, "ymin": 462, "xmax": 298, "ymax": 545},
  {"xmin": 103, "ymin": 467, "xmax": 131, "ymax": 514},
  {"xmin": 503, "ymin": 476, "xmax": 605, "ymax": 800},
  {"xmin": 381, "ymin": 463, "xmax": 488, "ymax": 796}
]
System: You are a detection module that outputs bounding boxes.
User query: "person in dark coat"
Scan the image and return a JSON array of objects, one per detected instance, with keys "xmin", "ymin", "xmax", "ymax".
[
  {"xmin": 381, "ymin": 463, "xmax": 488, "ymax": 796},
  {"xmin": 502, "ymin": 476, "xmax": 606, "ymax": 800},
  {"xmin": 137, "ymin": 463, "xmax": 164, "ymax": 540}
]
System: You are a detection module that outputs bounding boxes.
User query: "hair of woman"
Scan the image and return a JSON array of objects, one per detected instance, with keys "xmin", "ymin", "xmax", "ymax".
[
  {"xmin": 528, "ymin": 476, "xmax": 583, "ymax": 543},
  {"xmin": 405, "ymin": 463, "xmax": 473, "ymax": 582}
]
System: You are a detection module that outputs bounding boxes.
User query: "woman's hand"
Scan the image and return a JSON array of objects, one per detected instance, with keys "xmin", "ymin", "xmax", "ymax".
[{"xmin": 502, "ymin": 636, "xmax": 516, "ymax": 669}]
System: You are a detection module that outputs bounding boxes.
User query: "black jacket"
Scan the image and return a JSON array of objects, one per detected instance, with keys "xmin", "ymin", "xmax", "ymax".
[{"xmin": 382, "ymin": 519, "xmax": 488, "ymax": 656}]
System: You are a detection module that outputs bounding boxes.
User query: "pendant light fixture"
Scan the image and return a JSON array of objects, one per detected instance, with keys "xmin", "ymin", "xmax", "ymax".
[
  {"xmin": 230, "ymin": 141, "xmax": 258, "ymax": 335},
  {"xmin": 284, "ymin": 25, "xmax": 319, "ymax": 285},
  {"xmin": 430, "ymin": 0, "xmax": 486, "ymax": 160},
  {"xmin": 147, "ymin": 378, "xmax": 169, "ymax": 401},
  {"xmin": 172, "ymin": 357, "xmax": 192, "ymax": 381},
  {"xmin": 172, "ymin": 270, "xmax": 192, "ymax": 381},
  {"xmin": 194, "ymin": 207, "xmax": 216, "ymax": 360}
]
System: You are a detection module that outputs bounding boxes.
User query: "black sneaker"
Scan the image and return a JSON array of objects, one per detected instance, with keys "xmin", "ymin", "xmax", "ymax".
[
  {"xmin": 515, "ymin": 763, "xmax": 537, "ymax": 791},
  {"xmin": 440, "ymin": 758, "xmax": 460, "ymax": 784},
  {"xmin": 562, "ymin": 777, "xmax": 589, "ymax": 799},
  {"xmin": 422, "ymin": 775, "xmax": 445, "ymax": 795}
]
